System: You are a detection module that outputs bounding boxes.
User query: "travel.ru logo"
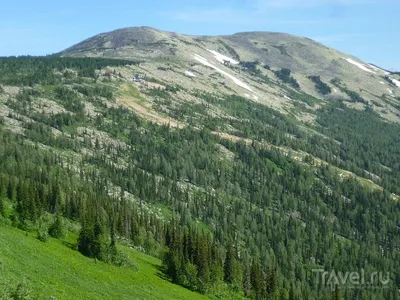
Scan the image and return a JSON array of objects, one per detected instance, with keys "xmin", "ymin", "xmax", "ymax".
[{"xmin": 312, "ymin": 269, "xmax": 390, "ymax": 291}]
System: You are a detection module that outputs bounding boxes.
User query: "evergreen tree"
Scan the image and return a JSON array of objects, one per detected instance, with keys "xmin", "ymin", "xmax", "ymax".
[
  {"xmin": 251, "ymin": 260, "xmax": 263, "ymax": 299},
  {"xmin": 224, "ymin": 243, "xmax": 236, "ymax": 284},
  {"xmin": 109, "ymin": 218, "xmax": 118, "ymax": 265},
  {"xmin": 0, "ymin": 197, "xmax": 5, "ymax": 217},
  {"xmin": 267, "ymin": 267, "xmax": 277, "ymax": 296},
  {"xmin": 196, "ymin": 234, "xmax": 210, "ymax": 293},
  {"xmin": 332, "ymin": 288, "xmax": 340, "ymax": 300},
  {"xmin": 289, "ymin": 285, "xmax": 295, "ymax": 300}
]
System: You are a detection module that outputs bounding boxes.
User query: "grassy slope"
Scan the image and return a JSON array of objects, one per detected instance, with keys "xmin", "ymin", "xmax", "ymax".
[{"xmin": 0, "ymin": 226, "xmax": 208, "ymax": 300}]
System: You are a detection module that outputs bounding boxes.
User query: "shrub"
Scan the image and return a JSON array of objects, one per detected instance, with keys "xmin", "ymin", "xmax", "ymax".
[
  {"xmin": 308, "ymin": 75, "xmax": 332, "ymax": 95},
  {"xmin": 273, "ymin": 68, "xmax": 300, "ymax": 89},
  {"xmin": 48, "ymin": 213, "xmax": 66, "ymax": 239}
]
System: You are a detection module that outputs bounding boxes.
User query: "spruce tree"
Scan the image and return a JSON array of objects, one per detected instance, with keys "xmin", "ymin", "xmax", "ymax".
[
  {"xmin": 224, "ymin": 243, "xmax": 236, "ymax": 284},
  {"xmin": 251, "ymin": 260, "xmax": 263, "ymax": 299},
  {"xmin": 196, "ymin": 234, "xmax": 210, "ymax": 293},
  {"xmin": 109, "ymin": 218, "xmax": 118, "ymax": 264},
  {"xmin": 0, "ymin": 197, "xmax": 5, "ymax": 217},
  {"xmin": 267, "ymin": 267, "xmax": 277, "ymax": 296}
]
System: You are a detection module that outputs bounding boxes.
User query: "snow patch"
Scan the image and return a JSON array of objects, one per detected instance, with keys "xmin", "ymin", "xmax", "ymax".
[
  {"xmin": 184, "ymin": 71, "xmax": 196, "ymax": 77},
  {"xmin": 369, "ymin": 64, "xmax": 390, "ymax": 75},
  {"xmin": 283, "ymin": 95, "xmax": 292, "ymax": 101},
  {"xmin": 380, "ymin": 81, "xmax": 385, "ymax": 85},
  {"xmin": 390, "ymin": 78, "xmax": 400, "ymax": 88},
  {"xmin": 206, "ymin": 49, "xmax": 239, "ymax": 65},
  {"xmin": 387, "ymin": 88, "xmax": 393, "ymax": 94},
  {"xmin": 252, "ymin": 95, "xmax": 259, "ymax": 101},
  {"xmin": 194, "ymin": 54, "xmax": 252, "ymax": 92},
  {"xmin": 244, "ymin": 93, "xmax": 251, "ymax": 98},
  {"xmin": 344, "ymin": 58, "xmax": 376, "ymax": 74}
]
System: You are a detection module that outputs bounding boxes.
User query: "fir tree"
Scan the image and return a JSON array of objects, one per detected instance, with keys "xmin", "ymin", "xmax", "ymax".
[{"xmin": 0, "ymin": 197, "xmax": 5, "ymax": 217}]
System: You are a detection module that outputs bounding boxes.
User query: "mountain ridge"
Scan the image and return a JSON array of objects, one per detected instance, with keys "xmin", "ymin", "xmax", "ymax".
[
  {"xmin": 1, "ymin": 26, "xmax": 400, "ymax": 299},
  {"xmin": 60, "ymin": 26, "xmax": 400, "ymax": 124}
]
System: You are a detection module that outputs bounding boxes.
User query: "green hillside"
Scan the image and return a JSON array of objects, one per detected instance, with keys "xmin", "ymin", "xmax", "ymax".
[
  {"xmin": 0, "ymin": 226, "xmax": 208, "ymax": 300},
  {"xmin": 0, "ymin": 33, "xmax": 399, "ymax": 299}
]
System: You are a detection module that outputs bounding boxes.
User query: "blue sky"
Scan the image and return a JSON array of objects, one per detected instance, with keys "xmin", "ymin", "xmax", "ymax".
[{"xmin": 1, "ymin": 0, "xmax": 399, "ymax": 70}]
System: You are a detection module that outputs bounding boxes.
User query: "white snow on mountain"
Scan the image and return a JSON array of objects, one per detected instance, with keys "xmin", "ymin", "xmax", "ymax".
[
  {"xmin": 344, "ymin": 58, "xmax": 375, "ymax": 74},
  {"xmin": 206, "ymin": 49, "xmax": 239, "ymax": 65},
  {"xmin": 368, "ymin": 64, "xmax": 390, "ymax": 75},
  {"xmin": 194, "ymin": 54, "xmax": 252, "ymax": 92},
  {"xmin": 184, "ymin": 71, "xmax": 196, "ymax": 77},
  {"xmin": 390, "ymin": 78, "xmax": 400, "ymax": 88}
]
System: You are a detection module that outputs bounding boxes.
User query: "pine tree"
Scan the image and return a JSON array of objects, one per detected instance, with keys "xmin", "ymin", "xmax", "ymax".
[
  {"xmin": 267, "ymin": 267, "xmax": 277, "ymax": 296},
  {"xmin": 163, "ymin": 249, "xmax": 180, "ymax": 283},
  {"xmin": 78, "ymin": 219, "xmax": 93, "ymax": 257},
  {"xmin": 16, "ymin": 181, "xmax": 29, "ymax": 222},
  {"xmin": 289, "ymin": 285, "xmax": 295, "ymax": 300},
  {"xmin": 109, "ymin": 217, "xmax": 118, "ymax": 264},
  {"xmin": 92, "ymin": 218, "xmax": 107, "ymax": 260},
  {"xmin": 224, "ymin": 243, "xmax": 235, "ymax": 284},
  {"xmin": 196, "ymin": 234, "xmax": 210, "ymax": 293},
  {"xmin": 332, "ymin": 288, "xmax": 340, "ymax": 300},
  {"xmin": 0, "ymin": 197, "xmax": 5, "ymax": 217},
  {"xmin": 242, "ymin": 259, "xmax": 252, "ymax": 298},
  {"xmin": 7, "ymin": 181, "xmax": 14, "ymax": 201},
  {"xmin": 224, "ymin": 242, "xmax": 242, "ymax": 289},
  {"xmin": 251, "ymin": 260, "xmax": 263, "ymax": 300}
]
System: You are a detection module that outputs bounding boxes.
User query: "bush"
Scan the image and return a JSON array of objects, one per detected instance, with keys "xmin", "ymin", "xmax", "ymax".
[
  {"xmin": 37, "ymin": 224, "xmax": 49, "ymax": 242},
  {"xmin": 36, "ymin": 214, "xmax": 52, "ymax": 242},
  {"xmin": 308, "ymin": 75, "xmax": 331, "ymax": 95},
  {"xmin": 0, "ymin": 280, "xmax": 34, "ymax": 300},
  {"xmin": 273, "ymin": 68, "xmax": 300, "ymax": 89},
  {"xmin": 113, "ymin": 250, "xmax": 139, "ymax": 270},
  {"xmin": 48, "ymin": 214, "xmax": 66, "ymax": 239}
]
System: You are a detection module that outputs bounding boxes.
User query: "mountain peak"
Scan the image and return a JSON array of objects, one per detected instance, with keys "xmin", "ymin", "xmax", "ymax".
[{"xmin": 60, "ymin": 26, "xmax": 399, "ymax": 123}]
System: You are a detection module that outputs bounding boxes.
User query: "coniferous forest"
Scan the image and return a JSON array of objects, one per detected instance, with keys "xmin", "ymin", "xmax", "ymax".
[{"xmin": 0, "ymin": 56, "xmax": 399, "ymax": 299}]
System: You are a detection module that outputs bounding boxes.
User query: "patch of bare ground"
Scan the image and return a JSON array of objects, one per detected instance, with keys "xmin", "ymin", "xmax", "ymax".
[
  {"xmin": 0, "ymin": 116, "xmax": 24, "ymax": 135},
  {"xmin": 217, "ymin": 144, "xmax": 235, "ymax": 161},
  {"xmin": 1, "ymin": 85, "xmax": 19, "ymax": 95},
  {"xmin": 76, "ymin": 127, "xmax": 128, "ymax": 150},
  {"xmin": 32, "ymin": 98, "xmax": 67, "ymax": 115},
  {"xmin": 0, "ymin": 105, "xmax": 28, "ymax": 134},
  {"xmin": 84, "ymin": 101, "xmax": 102, "ymax": 117},
  {"xmin": 118, "ymin": 84, "xmax": 185, "ymax": 128},
  {"xmin": 211, "ymin": 131, "xmax": 252, "ymax": 144}
]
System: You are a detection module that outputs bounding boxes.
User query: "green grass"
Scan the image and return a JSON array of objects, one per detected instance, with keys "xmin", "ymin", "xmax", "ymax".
[
  {"xmin": 121, "ymin": 83, "xmax": 147, "ymax": 104},
  {"xmin": 0, "ymin": 226, "xmax": 209, "ymax": 300}
]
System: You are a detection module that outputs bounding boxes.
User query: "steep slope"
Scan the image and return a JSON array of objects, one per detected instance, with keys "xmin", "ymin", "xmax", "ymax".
[
  {"xmin": 1, "ymin": 28, "xmax": 400, "ymax": 299},
  {"xmin": 0, "ymin": 226, "xmax": 208, "ymax": 300},
  {"xmin": 61, "ymin": 27, "xmax": 400, "ymax": 122}
]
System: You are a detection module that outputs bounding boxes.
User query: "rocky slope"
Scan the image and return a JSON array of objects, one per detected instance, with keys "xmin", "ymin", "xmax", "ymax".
[{"xmin": 61, "ymin": 26, "xmax": 400, "ymax": 122}]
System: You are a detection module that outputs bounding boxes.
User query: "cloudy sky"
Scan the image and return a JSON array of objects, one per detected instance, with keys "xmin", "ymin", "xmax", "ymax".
[{"xmin": 1, "ymin": 0, "xmax": 399, "ymax": 70}]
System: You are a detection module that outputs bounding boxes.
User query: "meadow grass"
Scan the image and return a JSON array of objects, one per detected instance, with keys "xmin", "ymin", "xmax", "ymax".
[{"xmin": 0, "ymin": 226, "xmax": 209, "ymax": 299}]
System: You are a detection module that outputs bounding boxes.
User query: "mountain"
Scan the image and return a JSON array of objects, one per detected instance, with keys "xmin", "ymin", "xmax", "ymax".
[
  {"xmin": 62, "ymin": 27, "xmax": 400, "ymax": 123},
  {"xmin": 0, "ymin": 27, "xmax": 399, "ymax": 299}
]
